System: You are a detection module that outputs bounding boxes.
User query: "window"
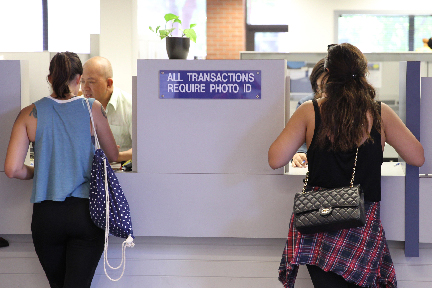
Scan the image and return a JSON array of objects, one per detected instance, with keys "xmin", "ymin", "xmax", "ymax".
[
  {"xmin": 0, "ymin": 2, "xmax": 43, "ymax": 52},
  {"xmin": 0, "ymin": 1, "xmax": 100, "ymax": 53},
  {"xmin": 247, "ymin": 0, "xmax": 288, "ymax": 25},
  {"xmin": 48, "ymin": 0, "xmax": 100, "ymax": 53},
  {"xmin": 414, "ymin": 16, "xmax": 432, "ymax": 50},
  {"xmin": 337, "ymin": 13, "xmax": 432, "ymax": 52},
  {"xmin": 137, "ymin": 0, "xmax": 206, "ymax": 59},
  {"xmin": 246, "ymin": 0, "xmax": 288, "ymax": 52},
  {"xmin": 254, "ymin": 32, "xmax": 289, "ymax": 52}
]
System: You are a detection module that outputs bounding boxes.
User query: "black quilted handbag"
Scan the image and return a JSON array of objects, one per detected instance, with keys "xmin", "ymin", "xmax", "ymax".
[{"xmin": 293, "ymin": 148, "xmax": 366, "ymax": 234}]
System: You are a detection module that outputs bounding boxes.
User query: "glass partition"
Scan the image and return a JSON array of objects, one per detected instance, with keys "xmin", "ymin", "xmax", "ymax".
[
  {"xmin": 287, "ymin": 60, "xmax": 402, "ymax": 161},
  {"xmin": 240, "ymin": 52, "xmax": 432, "ymax": 163}
]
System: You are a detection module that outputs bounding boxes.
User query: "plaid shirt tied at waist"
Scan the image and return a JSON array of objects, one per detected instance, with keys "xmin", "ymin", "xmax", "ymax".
[{"xmin": 278, "ymin": 202, "xmax": 397, "ymax": 288}]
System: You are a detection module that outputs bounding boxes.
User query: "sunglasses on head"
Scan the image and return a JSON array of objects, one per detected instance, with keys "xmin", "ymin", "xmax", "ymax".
[{"xmin": 327, "ymin": 44, "xmax": 337, "ymax": 51}]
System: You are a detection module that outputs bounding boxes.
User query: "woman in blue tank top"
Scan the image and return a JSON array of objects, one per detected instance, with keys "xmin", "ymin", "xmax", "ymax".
[
  {"xmin": 5, "ymin": 52, "xmax": 119, "ymax": 288},
  {"xmin": 269, "ymin": 43, "xmax": 424, "ymax": 288}
]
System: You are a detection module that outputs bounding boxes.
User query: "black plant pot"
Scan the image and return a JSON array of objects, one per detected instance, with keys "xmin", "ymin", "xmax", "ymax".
[{"xmin": 166, "ymin": 37, "xmax": 190, "ymax": 59}]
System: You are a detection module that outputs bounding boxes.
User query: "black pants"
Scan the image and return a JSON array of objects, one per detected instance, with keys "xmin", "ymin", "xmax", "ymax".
[
  {"xmin": 31, "ymin": 197, "xmax": 104, "ymax": 288},
  {"xmin": 307, "ymin": 265, "xmax": 365, "ymax": 288}
]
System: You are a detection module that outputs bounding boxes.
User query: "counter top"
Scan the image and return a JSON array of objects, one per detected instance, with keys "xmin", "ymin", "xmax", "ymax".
[{"xmin": 286, "ymin": 161, "xmax": 405, "ymax": 177}]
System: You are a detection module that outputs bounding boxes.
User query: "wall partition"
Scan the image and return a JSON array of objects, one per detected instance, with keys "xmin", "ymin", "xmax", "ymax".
[
  {"xmin": 1, "ymin": 57, "xmax": 431, "ymax": 257},
  {"xmin": 131, "ymin": 59, "xmax": 291, "ymax": 237}
]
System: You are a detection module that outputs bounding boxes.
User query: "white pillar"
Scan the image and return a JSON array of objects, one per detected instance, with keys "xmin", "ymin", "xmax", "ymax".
[{"xmin": 99, "ymin": 0, "xmax": 138, "ymax": 94}]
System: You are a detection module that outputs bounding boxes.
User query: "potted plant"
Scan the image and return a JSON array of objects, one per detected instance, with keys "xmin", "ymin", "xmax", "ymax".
[{"xmin": 149, "ymin": 13, "xmax": 197, "ymax": 59}]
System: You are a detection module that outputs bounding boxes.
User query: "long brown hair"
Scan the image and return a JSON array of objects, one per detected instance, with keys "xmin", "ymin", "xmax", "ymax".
[
  {"xmin": 316, "ymin": 43, "xmax": 381, "ymax": 151},
  {"xmin": 48, "ymin": 52, "xmax": 83, "ymax": 99}
]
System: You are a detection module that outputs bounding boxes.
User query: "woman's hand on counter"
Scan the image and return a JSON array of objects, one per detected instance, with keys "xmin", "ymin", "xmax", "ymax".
[{"xmin": 292, "ymin": 153, "xmax": 308, "ymax": 168}]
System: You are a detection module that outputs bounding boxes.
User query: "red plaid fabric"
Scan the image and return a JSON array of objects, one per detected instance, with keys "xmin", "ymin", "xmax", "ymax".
[{"xmin": 278, "ymin": 202, "xmax": 397, "ymax": 288}]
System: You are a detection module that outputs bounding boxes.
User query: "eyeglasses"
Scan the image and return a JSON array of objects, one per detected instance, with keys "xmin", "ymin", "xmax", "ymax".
[{"xmin": 327, "ymin": 44, "xmax": 337, "ymax": 51}]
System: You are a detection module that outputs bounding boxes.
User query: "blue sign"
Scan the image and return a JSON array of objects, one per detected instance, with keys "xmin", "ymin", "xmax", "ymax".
[{"xmin": 159, "ymin": 70, "xmax": 261, "ymax": 99}]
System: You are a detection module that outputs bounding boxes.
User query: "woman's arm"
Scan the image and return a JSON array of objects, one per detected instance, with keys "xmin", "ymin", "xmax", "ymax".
[
  {"xmin": 91, "ymin": 100, "xmax": 119, "ymax": 163},
  {"xmin": 381, "ymin": 103, "xmax": 424, "ymax": 167},
  {"xmin": 268, "ymin": 102, "xmax": 312, "ymax": 169},
  {"xmin": 4, "ymin": 106, "xmax": 35, "ymax": 180}
]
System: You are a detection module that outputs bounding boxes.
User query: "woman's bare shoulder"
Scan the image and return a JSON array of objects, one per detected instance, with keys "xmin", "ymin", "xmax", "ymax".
[
  {"xmin": 15, "ymin": 104, "xmax": 37, "ymax": 122},
  {"xmin": 295, "ymin": 99, "xmax": 315, "ymax": 114},
  {"xmin": 380, "ymin": 102, "xmax": 402, "ymax": 126}
]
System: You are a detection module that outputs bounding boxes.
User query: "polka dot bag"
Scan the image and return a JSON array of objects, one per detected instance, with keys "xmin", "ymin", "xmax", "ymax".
[
  {"xmin": 89, "ymin": 149, "xmax": 134, "ymax": 239},
  {"xmin": 85, "ymin": 98, "xmax": 134, "ymax": 281}
]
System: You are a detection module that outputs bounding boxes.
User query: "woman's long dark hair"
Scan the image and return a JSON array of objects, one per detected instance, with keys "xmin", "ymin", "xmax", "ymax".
[
  {"xmin": 317, "ymin": 43, "xmax": 381, "ymax": 151},
  {"xmin": 48, "ymin": 52, "xmax": 83, "ymax": 99}
]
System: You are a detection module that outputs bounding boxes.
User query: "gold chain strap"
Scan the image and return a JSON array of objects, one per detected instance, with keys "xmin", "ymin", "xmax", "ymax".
[
  {"xmin": 350, "ymin": 148, "xmax": 359, "ymax": 188},
  {"xmin": 302, "ymin": 147, "xmax": 359, "ymax": 193},
  {"xmin": 302, "ymin": 171, "xmax": 309, "ymax": 193}
]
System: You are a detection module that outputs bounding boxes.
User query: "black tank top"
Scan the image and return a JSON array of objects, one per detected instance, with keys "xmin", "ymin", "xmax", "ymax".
[{"xmin": 307, "ymin": 100, "xmax": 383, "ymax": 202}]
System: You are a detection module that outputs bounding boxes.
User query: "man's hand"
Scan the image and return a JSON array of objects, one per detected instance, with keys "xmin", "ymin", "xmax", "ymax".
[{"xmin": 116, "ymin": 147, "xmax": 132, "ymax": 163}]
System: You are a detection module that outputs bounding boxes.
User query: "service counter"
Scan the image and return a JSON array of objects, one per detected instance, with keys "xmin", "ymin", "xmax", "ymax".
[{"xmin": 1, "ymin": 59, "xmax": 431, "ymax": 253}]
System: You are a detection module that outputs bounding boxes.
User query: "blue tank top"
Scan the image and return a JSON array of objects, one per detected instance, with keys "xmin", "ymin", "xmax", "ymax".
[{"xmin": 31, "ymin": 96, "xmax": 95, "ymax": 203}]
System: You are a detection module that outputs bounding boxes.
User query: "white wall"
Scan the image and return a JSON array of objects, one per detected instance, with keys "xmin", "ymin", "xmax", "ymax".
[{"xmin": 99, "ymin": 0, "xmax": 138, "ymax": 95}]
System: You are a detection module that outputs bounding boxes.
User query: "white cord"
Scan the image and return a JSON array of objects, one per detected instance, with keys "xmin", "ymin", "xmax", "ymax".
[
  {"xmin": 85, "ymin": 98, "xmax": 134, "ymax": 281},
  {"xmin": 102, "ymin": 157, "xmax": 124, "ymax": 281},
  {"xmin": 84, "ymin": 98, "xmax": 100, "ymax": 150},
  {"xmin": 102, "ymin": 154, "xmax": 135, "ymax": 281}
]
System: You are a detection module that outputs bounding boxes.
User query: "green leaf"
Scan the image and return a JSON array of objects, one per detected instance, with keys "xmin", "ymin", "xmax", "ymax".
[
  {"xmin": 155, "ymin": 13, "xmax": 197, "ymax": 41},
  {"xmin": 158, "ymin": 29, "xmax": 168, "ymax": 39},
  {"xmin": 164, "ymin": 13, "xmax": 179, "ymax": 22},
  {"xmin": 159, "ymin": 28, "xmax": 175, "ymax": 38},
  {"xmin": 167, "ymin": 28, "xmax": 175, "ymax": 36},
  {"xmin": 183, "ymin": 29, "xmax": 197, "ymax": 43}
]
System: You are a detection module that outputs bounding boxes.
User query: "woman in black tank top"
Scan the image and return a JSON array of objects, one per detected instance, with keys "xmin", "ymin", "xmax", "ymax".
[
  {"xmin": 269, "ymin": 43, "xmax": 424, "ymax": 288},
  {"xmin": 307, "ymin": 99, "xmax": 383, "ymax": 202}
]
